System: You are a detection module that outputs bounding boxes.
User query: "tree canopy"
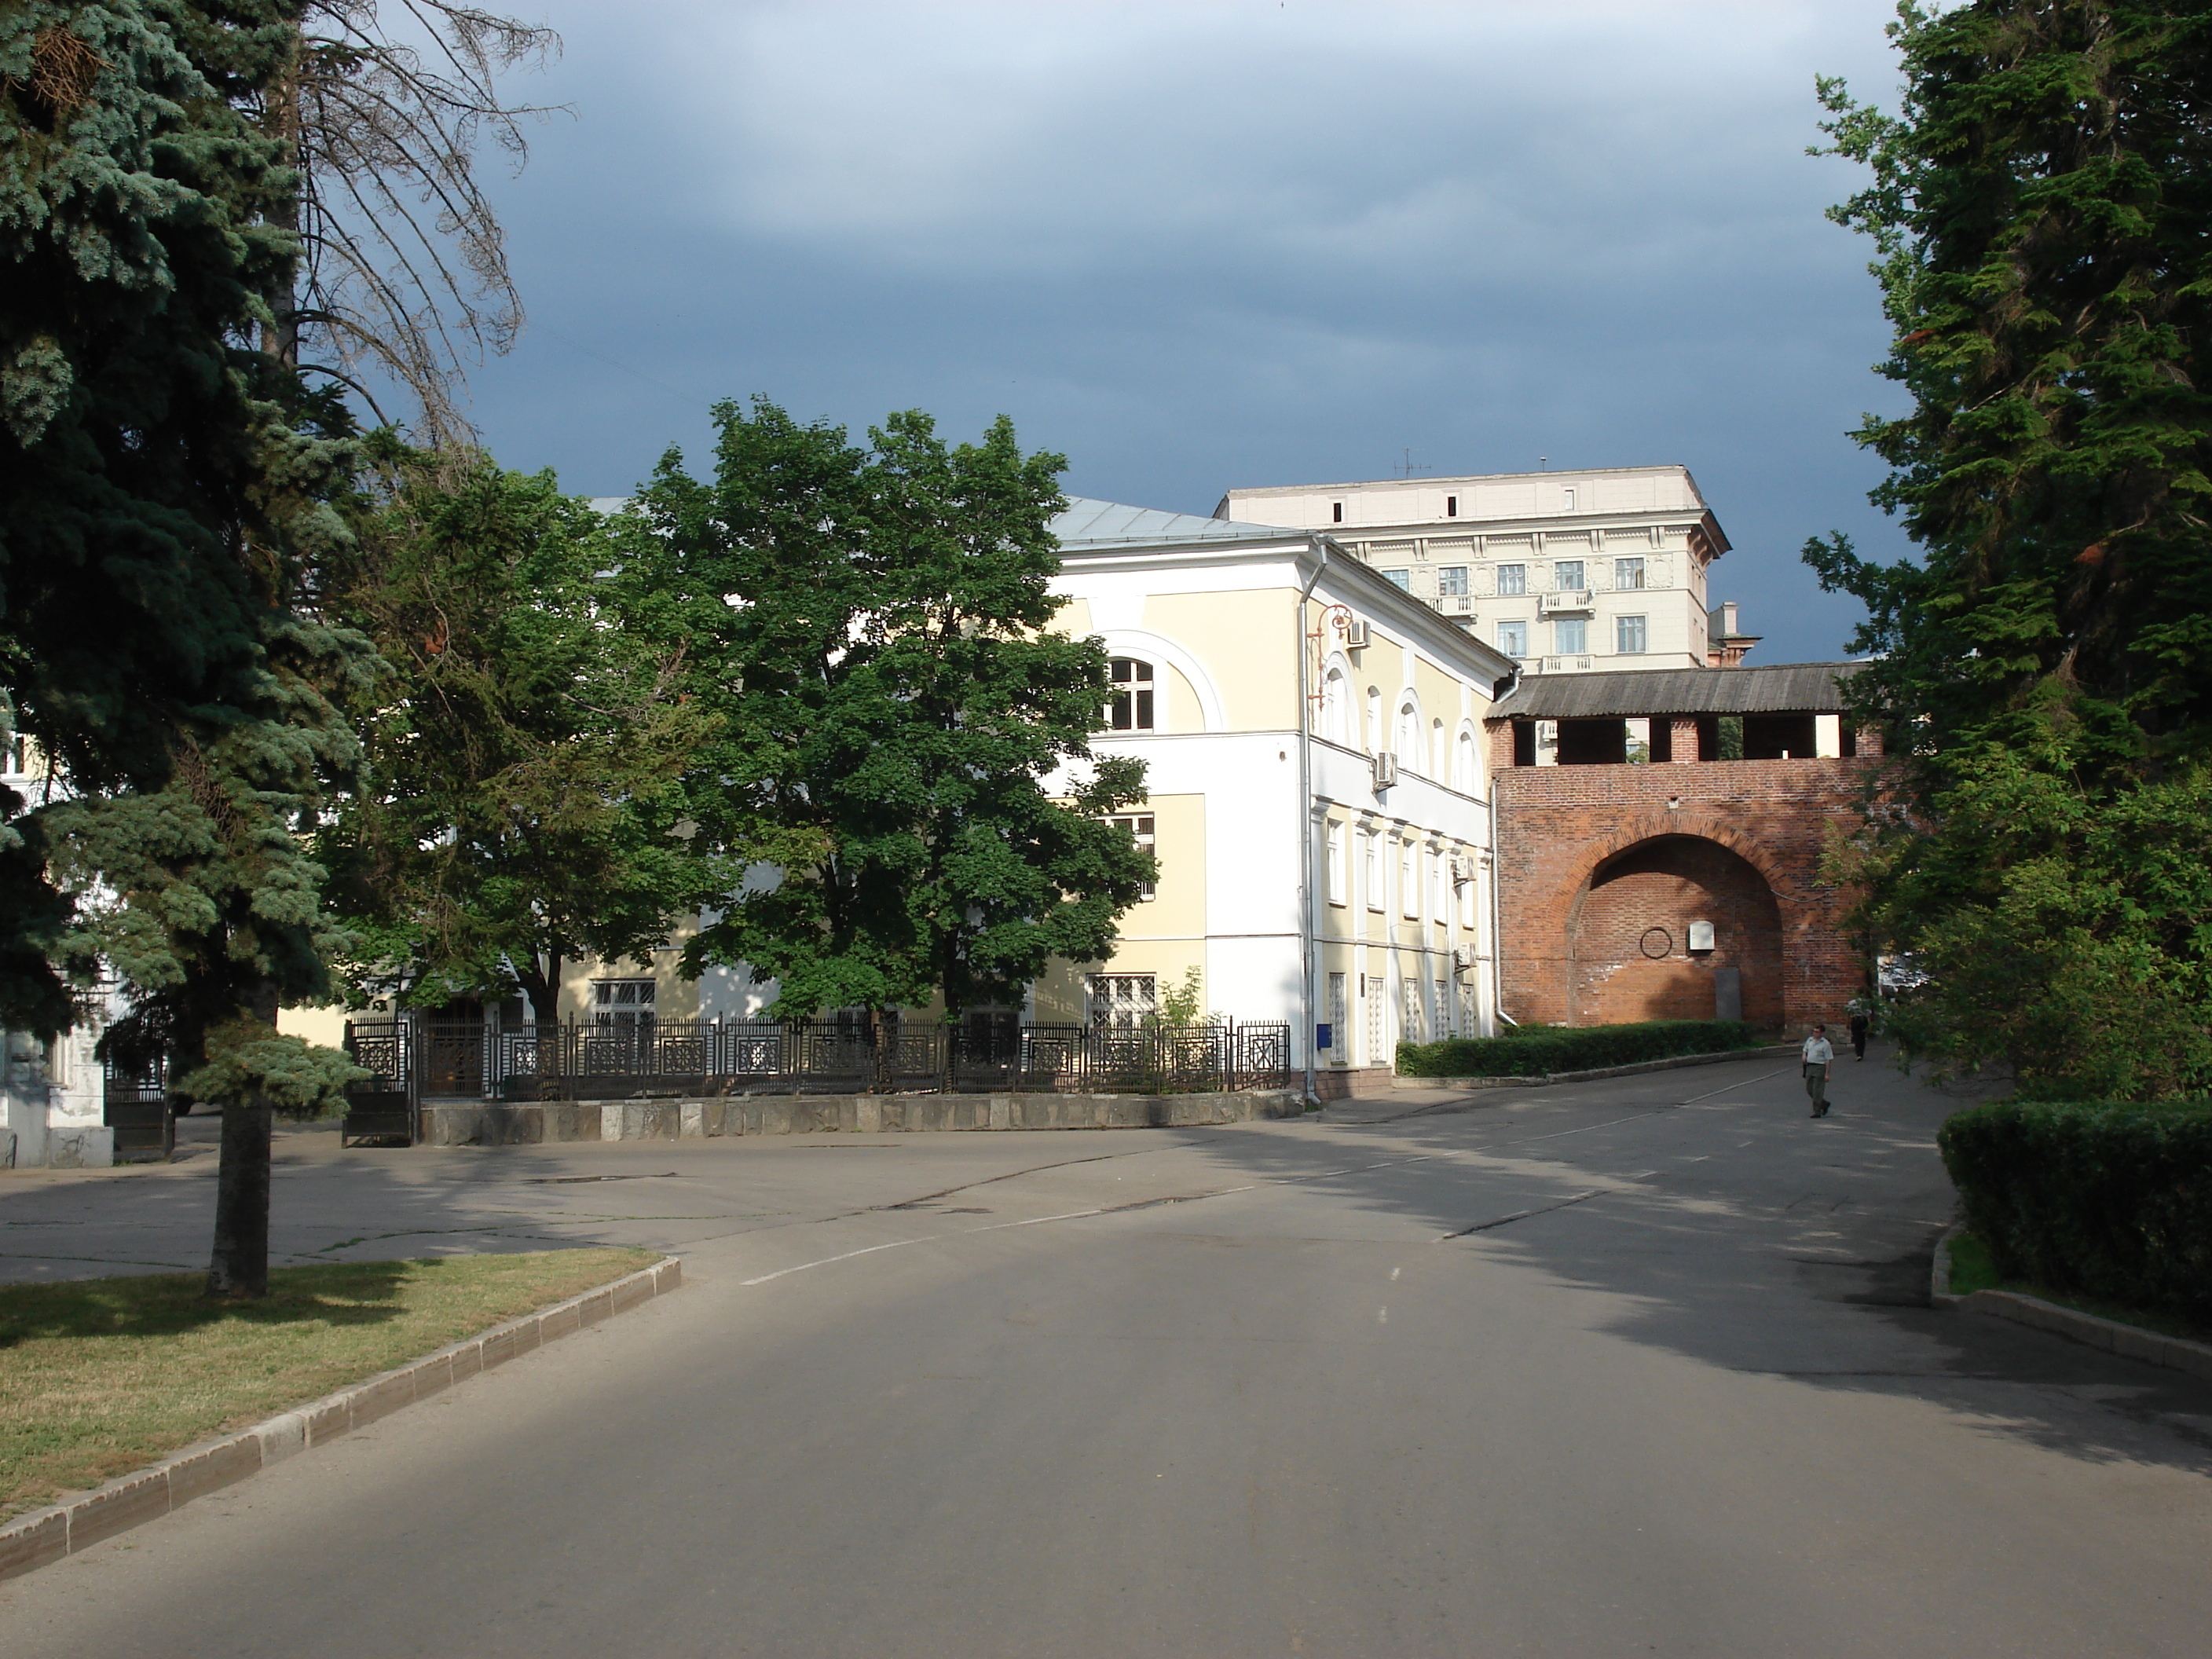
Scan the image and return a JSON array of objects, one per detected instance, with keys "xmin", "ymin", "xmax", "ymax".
[
  {"xmin": 320, "ymin": 445, "xmax": 730, "ymax": 1023},
  {"xmin": 616, "ymin": 401, "xmax": 1155, "ymax": 1047},
  {"xmin": 1808, "ymin": 0, "xmax": 2212, "ymax": 1097}
]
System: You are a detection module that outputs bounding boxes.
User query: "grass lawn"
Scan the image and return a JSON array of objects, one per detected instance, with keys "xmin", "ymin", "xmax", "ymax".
[
  {"xmin": 0, "ymin": 1247, "xmax": 657, "ymax": 1521},
  {"xmin": 1945, "ymin": 1230, "xmax": 2212, "ymax": 1347}
]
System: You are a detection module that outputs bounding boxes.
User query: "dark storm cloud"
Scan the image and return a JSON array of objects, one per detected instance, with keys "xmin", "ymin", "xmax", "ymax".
[{"xmin": 460, "ymin": 0, "xmax": 1914, "ymax": 663}]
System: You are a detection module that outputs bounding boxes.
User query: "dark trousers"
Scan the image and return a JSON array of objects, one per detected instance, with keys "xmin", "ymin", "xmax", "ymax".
[
  {"xmin": 1804, "ymin": 1066, "xmax": 1829, "ymax": 1114},
  {"xmin": 1851, "ymin": 1027, "xmax": 1868, "ymax": 1060}
]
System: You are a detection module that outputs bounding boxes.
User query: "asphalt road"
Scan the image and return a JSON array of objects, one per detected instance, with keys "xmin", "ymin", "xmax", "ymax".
[{"xmin": 5, "ymin": 1052, "xmax": 2210, "ymax": 1657}]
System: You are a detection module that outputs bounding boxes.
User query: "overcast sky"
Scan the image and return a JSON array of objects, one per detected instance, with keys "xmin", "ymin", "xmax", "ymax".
[{"xmin": 455, "ymin": 0, "xmax": 1915, "ymax": 665}]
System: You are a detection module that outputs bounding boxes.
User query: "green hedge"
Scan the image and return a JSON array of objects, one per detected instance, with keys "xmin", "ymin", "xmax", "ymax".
[
  {"xmin": 1396, "ymin": 1020, "xmax": 1763, "ymax": 1079},
  {"xmin": 1938, "ymin": 1100, "xmax": 2212, "ymax": 1324}
]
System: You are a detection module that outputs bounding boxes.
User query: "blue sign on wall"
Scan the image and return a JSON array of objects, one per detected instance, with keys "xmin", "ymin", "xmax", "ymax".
[{"xmin": 1316, "ymin": 1023, "xmax": 1334, "ymax": 1050}]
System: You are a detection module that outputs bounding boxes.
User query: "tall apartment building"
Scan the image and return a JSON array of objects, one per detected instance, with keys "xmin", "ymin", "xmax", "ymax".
[{"xmin": 1217, "ymin": 464, "xmax": 1756, "ymax": 674}]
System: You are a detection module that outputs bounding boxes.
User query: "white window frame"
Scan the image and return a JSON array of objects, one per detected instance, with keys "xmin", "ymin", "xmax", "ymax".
[
  {"xmin": 1364, "ymin": 831, "xmax": 1383, "ymax": 913},
  {"xmin": 1437, "ymin": 565, "xmax": 1469, "ymax": 597},
  {"xmin": 1615, "ymin": 557, "xmax": 1646, "ymax": 591},
  {"xmin": 1554, "ymin": 559, "xmax": 1585, "ymax": 591},
  {"xmin": 1555, "ymin": 616, "xmax": 1588, "ymax": 656},
  {"xmin": 1497, "ymin": 619, "xmax": 1528, "ymax": 659},
  {"xmin": 1326, "ymin": 821, "xmax": 1347, "ymax": 906},
  {"xmin": 591, "ymin": 978, "xmax": 658, "ymax": 1028},
  {"xmin": 1617, "ymin": 614, "xmax": 1649, "ymax": 655},
  {"xmin": 1106, "ymin": 657, "xmax": 1155, "ymax": 731},
  {"xmin": 1496, "ymin": 563, "xmax": 1528, "ymax": 597},
  {"xmin": 1401, "ymin": 844, "xmax": 1419, "ymax": 920},
  {"xmin": 1110, "ymin": 813, "xmax": 1156, "ymax": 901},
  {"xmin": 1088, "ymin": 973, "xmax": 1157, "ymax": 1030}
]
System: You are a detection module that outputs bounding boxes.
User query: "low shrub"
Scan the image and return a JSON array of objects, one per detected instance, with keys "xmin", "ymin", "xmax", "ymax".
[
  {"xmin": 1397, "ymin": 1020, "xmax": 1763, "ymax": 1079},
  {"xmin": 1938, "ymin": 1100, "xmax": 2212, "ymax": 1324}
]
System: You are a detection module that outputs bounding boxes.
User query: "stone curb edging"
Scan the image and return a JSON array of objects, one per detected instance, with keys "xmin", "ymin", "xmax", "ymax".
[
  {"xmin": 1929, "ymin": 1225, "xmax": 2212, "ymax": 1384},
  {"xmin": 1391, "ymin": 1042, "xmax": 1800, "ymax": 1092},
  {"xmin": 0, "ymin": 1254, "xmax": 682, "ymax": 1583}
]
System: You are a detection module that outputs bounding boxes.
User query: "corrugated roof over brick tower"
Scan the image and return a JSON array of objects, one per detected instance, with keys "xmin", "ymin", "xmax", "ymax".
[{"xmin": 1481, "ymin": 661, "xmax": 1882, "ymax": 1032}]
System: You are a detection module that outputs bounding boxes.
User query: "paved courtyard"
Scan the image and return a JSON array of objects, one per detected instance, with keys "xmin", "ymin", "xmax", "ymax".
[{"xmin": 4, "ymin": 1050, "xmax": 2209, "ymax": 1657}]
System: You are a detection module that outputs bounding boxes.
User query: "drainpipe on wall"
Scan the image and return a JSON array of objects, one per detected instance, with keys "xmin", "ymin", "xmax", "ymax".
[
  {"xmin": 1296, "ymin": 534, "xmax": 1331, "ymax": 1106},
  {"xmin": 1489, "ymin": 786, "xmax": 1514, "ymax": 1031}
]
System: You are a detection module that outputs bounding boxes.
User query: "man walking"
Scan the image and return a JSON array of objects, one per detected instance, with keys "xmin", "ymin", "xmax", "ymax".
[
  {"xmin": 1802, "ymin": 1024, "xmax": 1834, "ymax": 1118},
  {"xmin": 1848, "ymin": 1008, "xmax": 1870, "ymax": 1061}
]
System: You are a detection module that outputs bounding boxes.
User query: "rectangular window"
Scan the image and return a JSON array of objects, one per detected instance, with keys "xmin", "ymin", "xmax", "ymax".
[
  {"xmin": 3, "ymin": 734, "xmax": 25, "ymax": 775},
  {"xmin": 1401, "ymin": 977, "xmax": 1424, "ymax": 1043},
  {"xmin": 1554, "ymin": 559, "xmax": 1584, "ymax": 591},
  {"xmin": 1110, "ymin": 813, "xmax": 1156, "ymax": 900},
  {"xmin": 1615, "ymin": 557, "xmax": 1646, "ymax": 591},
  {"xmin": 1326, "ymin": 822, "xmax": 1346, "ymax": 906},
  {"xmin": 1497, "ymin": 620, "xmax": 1528, "ymax": 659},
  {"xmin": 1107, "ymin": 657, "xmax": 1155, "ymax": 731},
  {"xmin": 1555, "ymin": 617, "xmax": 1588, "ymax": 655},
  {"xmin": 1382, "ymin": 569, "xmax": 1410, "ymax": 591},
  {"xmin": 1562, "ymin": 487, "xmax": 1577, "ymax": 511},
  {"xmin": 1429, "ymin": 853, "xmax": 1445, "ymax": 922},
  {"xmin": 1459, "ymin": 855, "xmax": 1478, "ymax": 928},
  {"xmin": 1364, "ymin": 831, "xmax": 1382, "ymax": 911},
  {"xmin": 1088, "ymin": 973, "xmax": 1156, "ymax": 1030},
  {"xmin": 1617, "ymin": 614, "xmax": 1649, "ymax": 654},
  {"xmin": 1437, "ymin": 566, "xmax": 1469, "ymax": 597},
  {"xmin": 1327, "ymin": 972, "xmax": 1347, "ymax": 1053},
  {"xmin": 1445, "ymin": 495, "xmax": 1458, "ymax": 517},
  {"xmin": 1435, "ymin": 978, "xmax": 1450, "ymax": 1036},
  {"xmin": 1401, "ymin": 844, "xmax": 1419, "ymax": 920},
  {"xmin": 1496, "ymin": 563, "xmax": 1527, "ymax": 596},
  {"xmin": 592, "ymin": 979, "xmax": 657, "ymax": 1029},
  {"xmin": 1332, "ymin": 502, "xmax": 1343, "ymax": 523}
]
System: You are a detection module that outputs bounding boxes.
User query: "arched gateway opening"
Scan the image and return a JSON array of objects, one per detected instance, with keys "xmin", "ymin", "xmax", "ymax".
[{"xmin": 1568, "ymin": 836, "xmax": 1783, "ymax": 1027}]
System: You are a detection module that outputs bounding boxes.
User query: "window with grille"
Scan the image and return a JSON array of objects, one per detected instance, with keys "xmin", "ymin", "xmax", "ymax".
[
  {"xmin": 1615, "ymin": 557, "xmax": 1646, "ymax": 591},
  {"xmin": 1496, "ymin": 564, "xmax": 1527, "ymax": 596},
  {"xmin": 1401, "ymin": 976, "xmax": 1424, "ymax": 1043},
  {"xmin": 592, "ymin": 979, "xmax": 657, "ymax": 1028},
  {"xmin": 1110, "ymin": 813, "xmax": 1156, "ymax": 900},
  {"xmin": 1617, "ymin": 614, "xmax": 1649, "ymax": 654},
  {"xmin": 1327, "ymin": 972, "xmax": 1347, "ymax": 1053},
  {"xmin": 1089, "ymin": 974, "xmax": 1157, "ymax": 1030},
  {"xmin": 1107, "ymin": 658, "xmax": 1155, "ymax": 731}
]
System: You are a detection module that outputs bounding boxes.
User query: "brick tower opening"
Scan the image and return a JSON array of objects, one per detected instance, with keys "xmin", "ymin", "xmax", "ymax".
[{"xmin": 1569, "ymin": 836, "xmax": 1784, "ymax": 1027}]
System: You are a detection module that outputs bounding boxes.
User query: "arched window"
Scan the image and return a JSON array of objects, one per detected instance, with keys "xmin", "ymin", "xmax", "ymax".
[
  {"xmin": 1107, "ymin": 657, "xmax": 1155, "ymax": 731},
  {"xmin": 1365, "ymin": 688, "xmax": 1384, "ymax": 755},
  {"xmin": 1431, "ymin": 718, "xmax": 1446, "ymax": 779},
  {"xmin": 1454, "ymin": 728, "xmax": 1476, "ymax": 792},
  {"xmin": 1322, "ymin": 667, "xmax": 1350, "ymax": 745},
  {"xmin": 1397, "ymin": 702, "xmax": 1421, "ymax": 772}
]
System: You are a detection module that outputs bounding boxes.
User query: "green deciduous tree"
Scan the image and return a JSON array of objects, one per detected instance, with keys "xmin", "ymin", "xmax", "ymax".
[
  {"xmin": 617, "ymin": 401, "xmax": 1155, "ymax": 1074},
  {"xmin": 1807, "ymin": 0, "xmax": 2212, "ymax": 1097},
  {"xmin": 320, "ymin": 445, "xmax": 731, "ymax": 1023}
]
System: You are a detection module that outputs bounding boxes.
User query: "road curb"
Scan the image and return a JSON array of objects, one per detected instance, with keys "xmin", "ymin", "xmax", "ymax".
[
  {"xmin": 1391, "ymin": 1043, "xmax": 1800, "ymax": 1092},
  {"xmin": 1928, "ymin": 1230, "xmax": 2212, "ymax": 1384},
  {"xmin": 0, "ymin": 1254, "xmax": 682, "ymax": 1582}
]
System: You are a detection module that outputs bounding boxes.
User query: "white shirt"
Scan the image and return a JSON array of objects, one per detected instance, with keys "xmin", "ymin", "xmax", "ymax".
[{"xmin": 1802, "ymin": 1036, "xmax": 1834, "ymax": 1067}]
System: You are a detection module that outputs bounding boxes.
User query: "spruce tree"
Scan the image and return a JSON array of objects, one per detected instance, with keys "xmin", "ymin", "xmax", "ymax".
[
  {"xmin": 1807, "ymin": 1, "xmax": 2212, "ymax": 1097},
  {"xmin": 618, "ymin": 401, "xmax": 1155, "ymax": 1075}
]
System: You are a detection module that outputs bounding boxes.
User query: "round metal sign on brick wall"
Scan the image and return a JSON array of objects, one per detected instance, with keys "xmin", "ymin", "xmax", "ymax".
[{"xmin": 1639, "ymin": 927, "xmax": 1673, "ymax": 959}]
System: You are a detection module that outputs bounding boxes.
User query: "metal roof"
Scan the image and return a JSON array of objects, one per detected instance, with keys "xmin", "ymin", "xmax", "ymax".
[
  {"xmin": 1492, "ymin": 661, "xmax": 1867, "ymax": 720},
  {"xmin": 1051, "ymin": 496, "xmax": 1300, "ymax": 550}
]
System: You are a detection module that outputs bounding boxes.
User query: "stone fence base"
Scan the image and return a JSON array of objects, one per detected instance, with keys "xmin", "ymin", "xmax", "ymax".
[{"xmin": 419, "ymin": 1090, "xmax": 1301, "ymax": 1146}]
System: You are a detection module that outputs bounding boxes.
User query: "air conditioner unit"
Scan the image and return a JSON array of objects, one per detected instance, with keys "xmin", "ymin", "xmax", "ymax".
[
  {"xmin": 1343, "ymin": 620, "xmax": 1371, "ymax": 650},
  {"xmin": 1371, "ymin": 752, "xmax": 1398, "ymax": 789},
  {"xmin": 1450, "ymin": 858, "xmax": 1471, "ymax": 888},
  {"xmin": 1452, "ymin": 946, "xmax": 1478, "ymax": 974}
]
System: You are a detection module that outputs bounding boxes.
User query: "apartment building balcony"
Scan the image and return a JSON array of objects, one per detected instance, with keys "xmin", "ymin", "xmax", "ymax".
[
  {"xmin": 1536, "ymin": 589, "xmax": 1596, "ymax": 616},
  {"xmin": 1533, "ymin": 654, "xmax": 1595, "ymax": 673}
]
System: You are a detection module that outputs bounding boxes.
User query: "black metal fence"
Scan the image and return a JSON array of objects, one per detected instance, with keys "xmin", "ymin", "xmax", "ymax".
[
  {"xmin": 344, "ymin": 1017, "xmax": 1292, "ymax": 1106},
  {"xmin": 101, "ymin": 1057, "xmax": 173, "ymax": 1163}
]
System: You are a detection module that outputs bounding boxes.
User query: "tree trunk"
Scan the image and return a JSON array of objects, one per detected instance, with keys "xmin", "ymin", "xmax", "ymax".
[
  {"xmin": 207, "ymin": 1092, "xmax": 274, "ymax": 1298},
  {"xmin": 515, "ymin": 950, "xmax": 562, "ymax": 1026}
]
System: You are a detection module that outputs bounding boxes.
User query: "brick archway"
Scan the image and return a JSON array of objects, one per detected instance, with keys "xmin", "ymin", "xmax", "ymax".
[
  {"xmin": 1567, "ymin": 834, "xmax": 1785, "ymax": 1027},
  {"xmin": 1490, "ymin": 756, "xmax": 1874, "ymax": 1033}
]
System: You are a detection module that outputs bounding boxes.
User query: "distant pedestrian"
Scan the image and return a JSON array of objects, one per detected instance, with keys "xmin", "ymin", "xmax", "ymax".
[
  {"xmin": 1802, "ymin": 1025, "xmax": 1834, "ymax": 1118},
  {"xmin": 1848, "ymin": 1009, "xmax": 1870, "ymax": 1061}
]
